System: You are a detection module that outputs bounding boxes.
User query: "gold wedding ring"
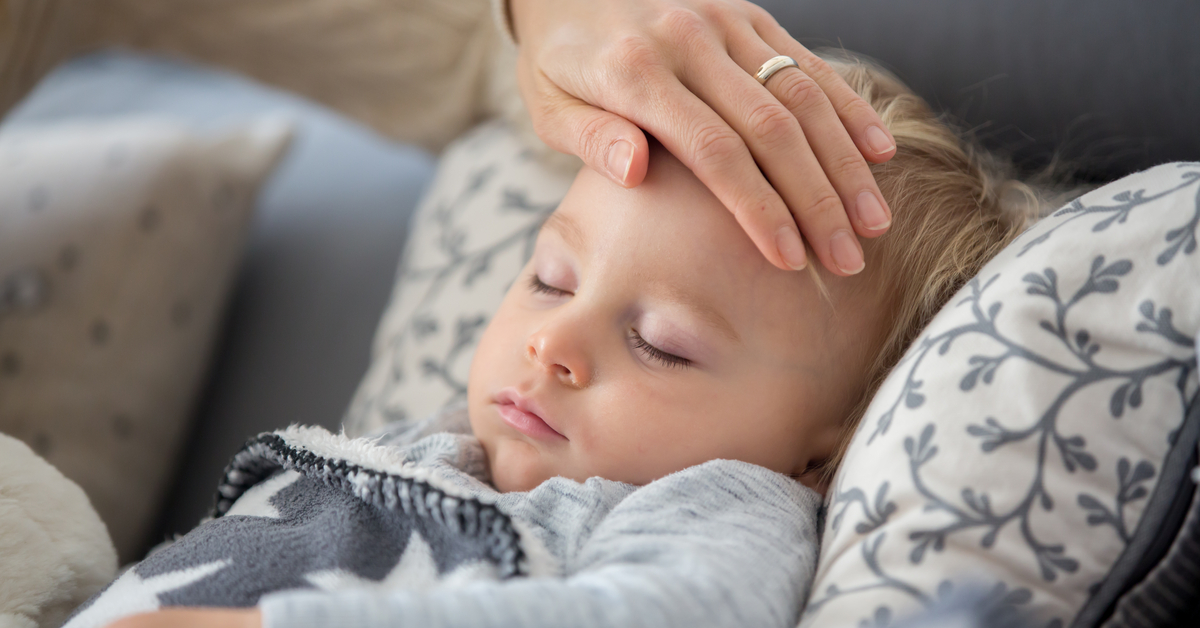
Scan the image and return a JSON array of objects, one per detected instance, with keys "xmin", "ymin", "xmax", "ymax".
[{"xmin": 754, "ymin": 55, "xmax": 799, "ymax": 85}]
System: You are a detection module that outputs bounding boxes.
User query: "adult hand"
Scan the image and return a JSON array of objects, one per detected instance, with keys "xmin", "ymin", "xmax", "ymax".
[
  {"xmin": 509, "ymin": 0, "xmax": 896, "ymax": 276},
  {"xmin": 104, "ymin": 608, "xmax": 262, "ymax": 628}
]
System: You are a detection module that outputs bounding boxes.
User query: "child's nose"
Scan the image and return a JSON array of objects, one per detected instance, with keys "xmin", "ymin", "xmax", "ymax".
[{"xmin": 526, "ymin": 324, "xmax": 592, "ymax": 389}]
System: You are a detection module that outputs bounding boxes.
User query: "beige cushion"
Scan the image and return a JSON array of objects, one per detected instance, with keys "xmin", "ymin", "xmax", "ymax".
[
  {"xmin": 1, "ymin": 0, "xmax": 514, "ymax": 155},
  {"xmin": 0, "ymin": 118, "xmax": 291, "ymax": 563}
]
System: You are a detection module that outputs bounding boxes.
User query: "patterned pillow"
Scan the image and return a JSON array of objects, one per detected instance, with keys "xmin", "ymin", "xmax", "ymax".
[
  {"xmin": 803, "ymin": 163, "xmax": 1200, "ymax": 628},
  {"xmin": 343, "ymin": 121, "xmax": 575, "ymax": 438},
  {"xmin": 0, "ymin": 118, "xmax": 291, "ymax": 562}
]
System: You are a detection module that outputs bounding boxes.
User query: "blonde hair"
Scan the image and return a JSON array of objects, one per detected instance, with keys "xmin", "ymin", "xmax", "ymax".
[{"xmin": 812, "ymin": 54, "xmax": 1059, "ymax": 484}]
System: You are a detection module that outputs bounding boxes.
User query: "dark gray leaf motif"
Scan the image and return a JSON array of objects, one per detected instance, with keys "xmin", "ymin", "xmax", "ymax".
[
  {"xmin": 879, "ymin": 244, "xmax": 1192, "ymax": 586},
  {"xmin": 830, "ymin": 482, "xmax": 898, "ymax": 535},
  {"xmin": 412, "ymin": 316, "xmax": 439, "ymax": 339},
  {"xmin": 1019, "ymin": 166, "xmax": 1200, "ymax": 265},
  {"xmin": 464, "ymin": 253, "xmax": 491, "ymax": 286},
  {"xmin": 1076, "ymin": 457, "xmax": 1156, "ymax": 543},
  {"xmin": 857, "ymin": 606, "xmax": 891, "ymax": 628},
  {"xmin": 808, "ymin": 166, "xmax": 1199, "ymax": 627},
  {"xmin": 804, "ymin": 531, "xmax": 931, "ymax": 618},
  {"xmin": 1136, "ymin": 301, "xmax": 1196, "ymax": 347},
  {"xmin": 1157, "ymin": 181, "xmax": 1200, "ymax": 265}
]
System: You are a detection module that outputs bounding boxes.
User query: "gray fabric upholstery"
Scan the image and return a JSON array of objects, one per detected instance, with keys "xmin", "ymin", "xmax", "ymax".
[{"xmin": 757, "ymin": 0, "xmax": 1200, "ymax": 181}]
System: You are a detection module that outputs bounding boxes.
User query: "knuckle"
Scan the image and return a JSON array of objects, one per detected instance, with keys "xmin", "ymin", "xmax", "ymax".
[
  {"xmin": 837, "ymin": 97, "xmax": 879, "ymax": 125},
  {"xmin": 745, "ymin": 101, "xmax": 798, "ymax": 146},
  {"xmin": 688, "ymin": 124, "xmax": 744, "ymax": 171},
  {"xmin": 802, "ymin": 193, "xmax": 845, "ymax": 222},
  {"xmin": 575, "ymin": 114, "xmax": 614, "ymax": 162},
  {"xmin": 775, "ymin": 72, "xmax": 829, "ymax": 115},
  {"xmin": 741, "ymin": 0, "xmax": 779, "ymax": 27},
  {"xmin": 695, "ymin": 0, "xmax": 734, "ymax": 26},
  {"xmin": 655, "ymin": 7, "xmax": 710, "ymax": 46},
  {"xmin": 729, "ymin": 190, "xmax": 784, "ymax": 231},
  {"xmin": 827, "ymin": 150, "xmax": 867, "ymax": 179},
  {"xmin": 603, "ymin": 34, "xmax": 661, "ymax": 84},
  {"xmin": 797, "ymin": 56, "xmax": 836, "ymax": 82}
]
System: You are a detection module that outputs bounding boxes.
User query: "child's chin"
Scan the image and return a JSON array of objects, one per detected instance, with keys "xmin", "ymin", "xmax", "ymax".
[{"xmin": 487, "ymin": 438, "xmax": 553, "ymax": 493}]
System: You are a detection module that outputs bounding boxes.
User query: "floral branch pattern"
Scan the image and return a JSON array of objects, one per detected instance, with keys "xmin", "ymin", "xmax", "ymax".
[
  {"xmin": 813, "ymin": 164, "xmax": 1199, "ymax": 628},
  {"xmin": 1018, "ymin": 164, "xmax": 1200, "ymax": 266}
]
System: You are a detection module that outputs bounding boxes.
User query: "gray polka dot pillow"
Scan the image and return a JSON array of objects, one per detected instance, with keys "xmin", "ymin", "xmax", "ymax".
[
  {"xmin": 343, "ymin": 121, "xmax": 574, "ymax": 437},
  {"xmin": 803, "ymin": 163, "xmax": 1200, "ymax": 628},
  {"xmin": 0, "ymin": 118, "xmax": 292, "ymax": 562}
]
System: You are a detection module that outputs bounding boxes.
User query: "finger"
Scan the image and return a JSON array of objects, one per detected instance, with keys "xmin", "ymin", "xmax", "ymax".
[
  {"xmin": 528, "ymin": 34, "xmax": 809, "ymax": 272},
  {"xmin": 727, "ymin": 27, "xmax": 893, "ymax": 242},
  {"xmin": 748, "ymin": 5, "xmax": 898, "ymax": 164},
  {"xmin": 683, "ymin": 46, "xmax": 865, "ymax": 276},
  {"xmin": 519, "ymin": 63, "xmax": 650, "ymax": 187},
  {"xmin": 604, "ymin": 65, "xmax": 810, "ymax": 271}
]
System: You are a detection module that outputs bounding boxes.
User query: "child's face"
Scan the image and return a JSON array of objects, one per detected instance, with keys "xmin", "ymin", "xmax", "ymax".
[{"xmin": 468, "ymin": 148, "xmax": 879, "ymax": 492}]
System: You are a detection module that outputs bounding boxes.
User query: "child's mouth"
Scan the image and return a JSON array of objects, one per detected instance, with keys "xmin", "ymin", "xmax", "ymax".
[{"xmin": 494, "ymin": 389, "xmax": 567, "ymax": 441}]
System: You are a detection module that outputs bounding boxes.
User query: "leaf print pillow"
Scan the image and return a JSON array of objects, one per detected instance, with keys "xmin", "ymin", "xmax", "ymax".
[
  {"xmin": 342, "ymin": 121, "xmax": 574, "ymax": 438},
  {"xmin": 803, "ymin": 163, "xmax": 1200, "ymax": 628}
]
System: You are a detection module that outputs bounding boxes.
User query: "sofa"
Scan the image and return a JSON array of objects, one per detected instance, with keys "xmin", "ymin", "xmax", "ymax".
[{"xmin": 1, "ymin": 0, "xmax": 1198, "ymax": 626}]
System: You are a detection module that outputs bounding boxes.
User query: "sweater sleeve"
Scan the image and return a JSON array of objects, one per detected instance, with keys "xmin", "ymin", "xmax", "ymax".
[{"xmin": 259, "ymin": 460, "xmax": 821, "ymax": 628}]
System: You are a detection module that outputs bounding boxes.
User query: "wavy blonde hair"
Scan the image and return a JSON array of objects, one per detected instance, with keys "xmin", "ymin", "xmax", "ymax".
[{"xmin": 811, "ymin": 54, "xmax": 1061, "ymax": 484}]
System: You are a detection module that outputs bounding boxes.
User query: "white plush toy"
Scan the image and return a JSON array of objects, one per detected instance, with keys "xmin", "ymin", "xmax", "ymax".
[{"xmin": 0, "ymin": 433, "xmax": 117, "ymax": 628}]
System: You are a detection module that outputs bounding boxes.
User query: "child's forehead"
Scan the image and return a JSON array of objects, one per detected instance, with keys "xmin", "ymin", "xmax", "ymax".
[{"xmin": 552, "ymin": 155, "xmax": 770, "ymax": 282}]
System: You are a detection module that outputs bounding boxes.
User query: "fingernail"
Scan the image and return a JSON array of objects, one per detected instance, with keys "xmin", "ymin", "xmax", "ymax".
[
  {"xmin": 856, "ymin": 191, "xmax": 890, "ymax": 232},
  {"xmin": 776, "ymin": 227, "xmax": 807, "ymax": 271},
  {"xmin": 866, "ymin": 125, "xmax": 895, "ymax": 156},
  {"xmin": 830, "ymin": 230, "xmax": 865, "ymax": 275},
  {"xmin": 606, "ymin": 140, "xmax": 635, "ymax": 185}
]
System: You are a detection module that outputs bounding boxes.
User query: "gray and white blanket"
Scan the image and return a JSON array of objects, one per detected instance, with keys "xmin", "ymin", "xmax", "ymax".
[{"xmin": 66, "ymin": 410, "xmax": 822, "ymax": 628}]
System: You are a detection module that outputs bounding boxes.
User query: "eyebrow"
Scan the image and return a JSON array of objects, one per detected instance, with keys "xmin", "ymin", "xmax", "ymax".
[
  {"xmin": 544, "ymin": 211, "xmax": 586, "ymax": 254},
  {"xmin": 659, "ymin": 284, "xmax": 741, "ymax": 343},
  {"xmin": 545, "ymin": 210, "xmax": 740, "ymax": 343}
]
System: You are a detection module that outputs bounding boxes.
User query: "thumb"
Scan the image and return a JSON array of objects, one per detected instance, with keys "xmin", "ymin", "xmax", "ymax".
[{"xmin": 537, "ymin": 94, "xmax": 650, "ymax": 188}]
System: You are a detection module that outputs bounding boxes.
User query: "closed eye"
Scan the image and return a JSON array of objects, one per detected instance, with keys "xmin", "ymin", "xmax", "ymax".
[
  {"xmin": 528, "ymin": 274, "xmax": 571, "ymax": 297},
  {"xmin": 630, "ymin": 330, "xmax": 691, "ymax": 369}
]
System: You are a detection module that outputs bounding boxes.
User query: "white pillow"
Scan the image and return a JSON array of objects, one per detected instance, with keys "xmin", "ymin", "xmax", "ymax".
[
  {"xmin": 803, "ymin": 163, "xmax": 1200, "ymax": 628},
  {"xmin": 343, "ymin": 121, "xmax": 574, "ymax": 438},
  {"xmin": 0, "ymin": 118, "xmax": 292, "ymax": 562}
]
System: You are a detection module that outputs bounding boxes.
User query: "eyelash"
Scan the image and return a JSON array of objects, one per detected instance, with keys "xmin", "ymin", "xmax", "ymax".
[
  {"xmin": 631, "ymin": 330, "xmax": 692, "ymax": 369},
  {"xmin": 527, "ymin": 273, "xmax": 692, "ymax": 370},
  {"xmin": 528, "ymin": 274, "xmax": 569, "ymax": 296}
]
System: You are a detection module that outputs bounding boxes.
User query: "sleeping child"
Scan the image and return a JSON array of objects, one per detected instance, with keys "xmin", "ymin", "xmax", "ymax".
[{"xmin": 69, "ymin": 57, "xmax": 1041, "ymax": 628}]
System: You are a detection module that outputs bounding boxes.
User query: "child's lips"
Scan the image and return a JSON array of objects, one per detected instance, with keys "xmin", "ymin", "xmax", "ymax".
[{"xmin": 494, "ymin": 389, "xmax": 567, "ymax": 442}]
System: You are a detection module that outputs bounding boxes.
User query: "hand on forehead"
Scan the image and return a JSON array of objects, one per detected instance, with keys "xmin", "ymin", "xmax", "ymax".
[{"xmin": 552, "ymin": 143, "xmax": 839, "ymax": 364}]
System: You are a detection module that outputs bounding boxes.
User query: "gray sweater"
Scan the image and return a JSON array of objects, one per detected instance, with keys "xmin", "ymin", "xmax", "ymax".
[
  {"xmin": 64, "ymin": 405, "xmax": 820, "ymax": 628},
  {"xmin": 260, "ymin": 405, "xmax": 822, "ymax": 628}
]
